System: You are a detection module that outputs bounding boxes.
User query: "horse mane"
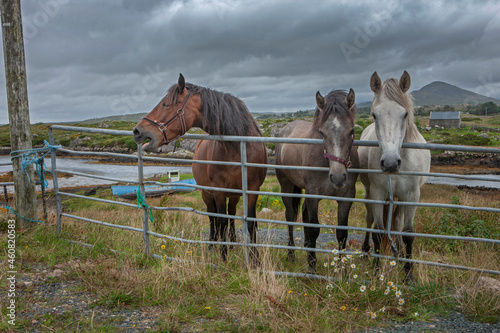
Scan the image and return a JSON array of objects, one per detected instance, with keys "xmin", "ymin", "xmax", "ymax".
[
  {"xmin": 375, "ymin": 78, "xmax": 420, "ymax": 142},
  {"xmin": 166, "ymin": 83, "xmax": 262, "ymax": 141},
  {"xmin": 312, "ymin": 90, "xmax": 355, "ymax": 130}
]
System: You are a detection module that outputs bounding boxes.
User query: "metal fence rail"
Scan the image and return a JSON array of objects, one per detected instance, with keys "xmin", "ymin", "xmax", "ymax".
[{"xmin": 45, "ymin": 125, "xmax": 500, "ymax": 277}]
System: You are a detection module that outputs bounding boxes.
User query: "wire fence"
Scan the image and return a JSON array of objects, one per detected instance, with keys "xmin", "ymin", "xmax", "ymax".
[{"xmin": 10, "ymin": 124, "xmax": 493, "ymax": 278}]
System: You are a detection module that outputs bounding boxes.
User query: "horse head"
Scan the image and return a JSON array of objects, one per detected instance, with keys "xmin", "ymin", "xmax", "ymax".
[
  {"xmin": 315, "ymin": 89, "xmax": 356, "ymax": 189},
  {"xmin": 370, "ymin": 71, "xmax": 412, "ymax": 174},
  {"xmin": 133, "ymin": 74, "xmax": 202, "ymax": 152}
]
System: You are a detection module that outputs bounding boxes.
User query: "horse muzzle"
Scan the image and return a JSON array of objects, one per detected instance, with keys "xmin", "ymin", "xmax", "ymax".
[
  {"xmin": 380, "ymin": 155, "xmax": 401, "ymax": 174},
  {"xmin": 133, "ymin": 126, "xmax": 158, "ymax": 152},
  {"xmin": 329, "ymin": 172, "xmax": 347, "ymax": 189}
]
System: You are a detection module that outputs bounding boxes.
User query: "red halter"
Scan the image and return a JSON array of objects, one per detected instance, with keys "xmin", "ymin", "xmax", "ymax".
[
  {"xmin": 323, "ymin": 134, "xmax": 354, "ymax": 168},
  {"xmin": 141, "ymin": 90, "xmax": 192, "ymax": 145}
]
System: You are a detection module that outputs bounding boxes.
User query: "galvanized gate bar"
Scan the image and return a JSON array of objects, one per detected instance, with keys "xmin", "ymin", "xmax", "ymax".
[
  {"xmin": 48, "ymin": 127, "xmax": 62, "ymax": 234},
  {"xmin": 55, "ymin": 147, "xmax": 139, "ymax": 160},
  {"xmin": 54, "ymin": 169, "xmax": 155, "ymax": 184},
  {"xmin": 240, "ymin": 141, "xmax": 251, "ymax": 267},
  {"xmin": 59, "ymin": 192, "xmax": 139, "ymax": 208},
  {"xmin": 48, "ymin": 124, "xmax": 500, "ymax": 153},
  {"xmin": 44, "ymin": 125, "xmax": 500, "ymax": 276},
  {"xmin": 385, "ymin": 175, "xmax": 398, "ymax": 255},
  {"xmin": 137, "ymin": 144, "xmax": 150, "ymax": 255},
  {"xmin": 50, "ymin": 125, "xmax": 132, "ymax": 136},
  {"xmin": 61, "ymin": 213, "xmax": 144, "ymax": 232},
  {"xmin": 247, "ymin": 189, "xmax": 500, "ymax": 213}
]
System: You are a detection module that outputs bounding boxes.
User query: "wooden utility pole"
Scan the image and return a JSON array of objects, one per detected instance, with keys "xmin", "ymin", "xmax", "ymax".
[{"xmin": 1, "ymin": 0, "xmax": 37, "ymax": 227}]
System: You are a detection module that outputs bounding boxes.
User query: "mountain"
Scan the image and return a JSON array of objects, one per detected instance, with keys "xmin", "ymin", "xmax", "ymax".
[
  {"xmin": 412, "ymin": 81, "xmax": 500, "ymax": 106},
  {"xmin": 356, "ymin": 81, "xmax": 500, "ymax": 108},
  {"xmin": 77, "ymin": 112, "xmax": 147, "ymax": 124}
]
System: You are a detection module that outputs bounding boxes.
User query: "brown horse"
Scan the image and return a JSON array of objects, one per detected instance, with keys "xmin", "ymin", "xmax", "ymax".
[
  {"xmin": 133, "ymin": 74, "xmax": 267, "ymax": 262},
  {"xmin": 275, "ymin": 89, "xmax": 359, "ymax": 271}
]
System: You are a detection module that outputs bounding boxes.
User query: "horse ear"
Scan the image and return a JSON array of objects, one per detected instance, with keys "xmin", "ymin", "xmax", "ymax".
[
  {"xmin": 399, "ymin": 70, "xmax": 411, "ymax": 93},
  {"xmin": 370, "ymin": 72, "xmax": 382, "ymax": 93},
  {"xmin": 345, "ymin": 88, "xmax": 355, "ymax": 109},
  {"xmin": 178, "ymin": 73, "xmax": 186, "ymax": 93},
  {"xmin": 316, "ymin": 91, "xmax": 326, "ymax": 110}
]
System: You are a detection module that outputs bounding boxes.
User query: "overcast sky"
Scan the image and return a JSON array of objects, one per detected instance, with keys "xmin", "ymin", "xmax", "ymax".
[{"xmin": 1, "ymin": 0, "xmax": 499, "ymax": 123}]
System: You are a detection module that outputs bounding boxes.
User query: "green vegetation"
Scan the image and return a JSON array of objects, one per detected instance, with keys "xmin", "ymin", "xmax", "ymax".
[
  {"xmin": 0, "ymin": 111, "xmax": 498, "ymax": 152},
  {"xmin": 416, "ymin": 102, "xmax": 500, "ymax": 117}
]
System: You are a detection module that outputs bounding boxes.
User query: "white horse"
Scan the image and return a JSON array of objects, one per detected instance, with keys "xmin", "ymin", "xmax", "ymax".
[{"xmin": 358, "ymin": 71, "xmax": 430, "ymax": 281}]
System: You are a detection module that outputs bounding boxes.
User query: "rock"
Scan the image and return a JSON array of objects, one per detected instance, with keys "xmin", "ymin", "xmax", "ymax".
[
  {"xmin": 476, "ymin": 276, "xmax": 500, "ymax": 294},
  {"xmin": 478, "ymin": 133, "xmax": 490, "ymax": 139},
  {"xmin": 47, "ymin": 269, "xmax": 65, "ymax": 278},
  {"xmin": 261, "ymin": 208, "xmax": 273, "ymax": 213},
  {"xmin": 179, "ymin": 139, "xmax": 198, "ymax": 152},
  {"xmin": 158, "ymin": 144, "xmax": 175, "ymax": 153}
]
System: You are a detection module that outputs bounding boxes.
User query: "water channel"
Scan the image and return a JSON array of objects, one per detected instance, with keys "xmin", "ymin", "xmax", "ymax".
[{"xmin": 1, "ymin": 156, "xmax": 499, "ymax": 194}]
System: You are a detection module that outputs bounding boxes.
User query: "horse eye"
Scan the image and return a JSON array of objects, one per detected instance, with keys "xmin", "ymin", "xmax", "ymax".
[
  {"xmin": 162, "ymin": 102, "xmax": 168, "ymax": 107},
  {"xmin": 318, "ymin": 130, "xmax": 325, "ymax": 137},
  {"xmin": 371, "ymin": 113, "xmax": 376, "ymax": 120},
  {"xmin": 404, "ymin": 112, "xmax": 408, "ymax": 119}
]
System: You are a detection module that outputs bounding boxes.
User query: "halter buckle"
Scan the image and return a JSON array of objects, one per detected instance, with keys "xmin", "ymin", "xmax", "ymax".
[{"xmin": 157, "ymin": 123, "xmax": 167, "ymax": 132}]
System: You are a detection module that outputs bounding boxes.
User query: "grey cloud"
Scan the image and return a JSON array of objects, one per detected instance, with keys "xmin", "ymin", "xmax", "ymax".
[{"xmin": 0, "ymin": 0, "xmax": 499, "ymax": 123}]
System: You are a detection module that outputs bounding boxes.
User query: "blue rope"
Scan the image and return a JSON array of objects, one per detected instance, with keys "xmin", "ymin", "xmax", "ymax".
[
  {"xmin": 3, "ymin": 205, "xmax": 44, "ymax": 224},
  {"xmin": 136, "ymin": 186, "xmax": 154, "ymax": 223},
  {"xmin": 10, "ymin": 140, "xmax": 61, "ymax": 187},
  {"xmin": 6, "ymin": 141, "xmax": 60, "ymax": 224}
]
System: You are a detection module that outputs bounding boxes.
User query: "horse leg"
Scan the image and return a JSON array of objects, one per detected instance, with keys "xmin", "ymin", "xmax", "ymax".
[
  {"xmin": 371, "ymin": 203, "xmax": 385, "ymax": 272},
  {"xmin": 362, "ymin": 189, "xmax": 373, "ymax": 253},
  {"xmin": 303, "ymin": 198, "xmax": 320, "ymax": 272},
  {"xmin": 288, "ymin": 191, "xmax": 301, "ymax": 261},
  {"xmin": 392, "ymin": 205, "xmax": 404, "ymax": 255},
  {"xmin": 201, "ymin": 190, "xmax": 217, "ymax": 250},
  {"xmin": 276, "ymin": 170, "xmax": 301, "ymax": 262},
  {"xmin": 337, "ymin": 200, "xmax": 353, "ymax": 251},
  {"xmin": 228, "ymin": 197, "xmax": 239, "ymax": 248},
  {"xmin": 214, "ymin": 193, "xmax": 228, "ymax": 261},
  {"xmin": 402, "ymin": 205, "xmax": 418, "ymax": 284},
  {"xmin": 247, "ymin": 193, "xmax": 260, "ymax": 265}
]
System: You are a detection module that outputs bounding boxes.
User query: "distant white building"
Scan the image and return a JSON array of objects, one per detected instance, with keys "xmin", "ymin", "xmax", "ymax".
[{"xmin": 429, "ymin": 111, "xmax": 461, "ymax": 128}]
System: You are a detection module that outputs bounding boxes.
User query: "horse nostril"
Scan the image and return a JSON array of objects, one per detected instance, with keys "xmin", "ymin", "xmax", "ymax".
[
  {"xmin": 133, "ymin": 128, "xmax": 140, "ymax": 136},
  {"xmin": 380, "ymin": 160, "xmax": 385, "ymax": 169},
  {"xmin": 397, "ymin": 159, "xmax": 401, "ymax": 167}
]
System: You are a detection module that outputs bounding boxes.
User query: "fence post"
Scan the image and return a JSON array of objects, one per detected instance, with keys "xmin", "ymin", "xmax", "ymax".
[
  {"xmin": 240, "ymin": 141, "xmax": 250, "ymax": 267},
  {"xmin": 385, "ymin": 175, "xmax": 398, "ymax": 256},
  {"xmin": 137, "ymin": 144, "xmax": 150, "ymax": 256},
  {"xmin": 1, "ymin": 0, "xmax": 37, "ymax": 228},
  {"xmin": 49, "ymin": 127, "xmax": 62, "ymax": 234}
]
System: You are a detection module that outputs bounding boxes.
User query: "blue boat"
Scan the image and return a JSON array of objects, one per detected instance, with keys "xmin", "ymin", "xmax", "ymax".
[{"xmin": 112, "ymin": 178, "xmax": 196, "ymax": 199}]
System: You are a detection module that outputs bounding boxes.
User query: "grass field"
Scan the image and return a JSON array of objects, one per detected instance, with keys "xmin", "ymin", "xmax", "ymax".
[{"xmin": 1, "ymin": 176, "xmax": 498, "ymax": 331}]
